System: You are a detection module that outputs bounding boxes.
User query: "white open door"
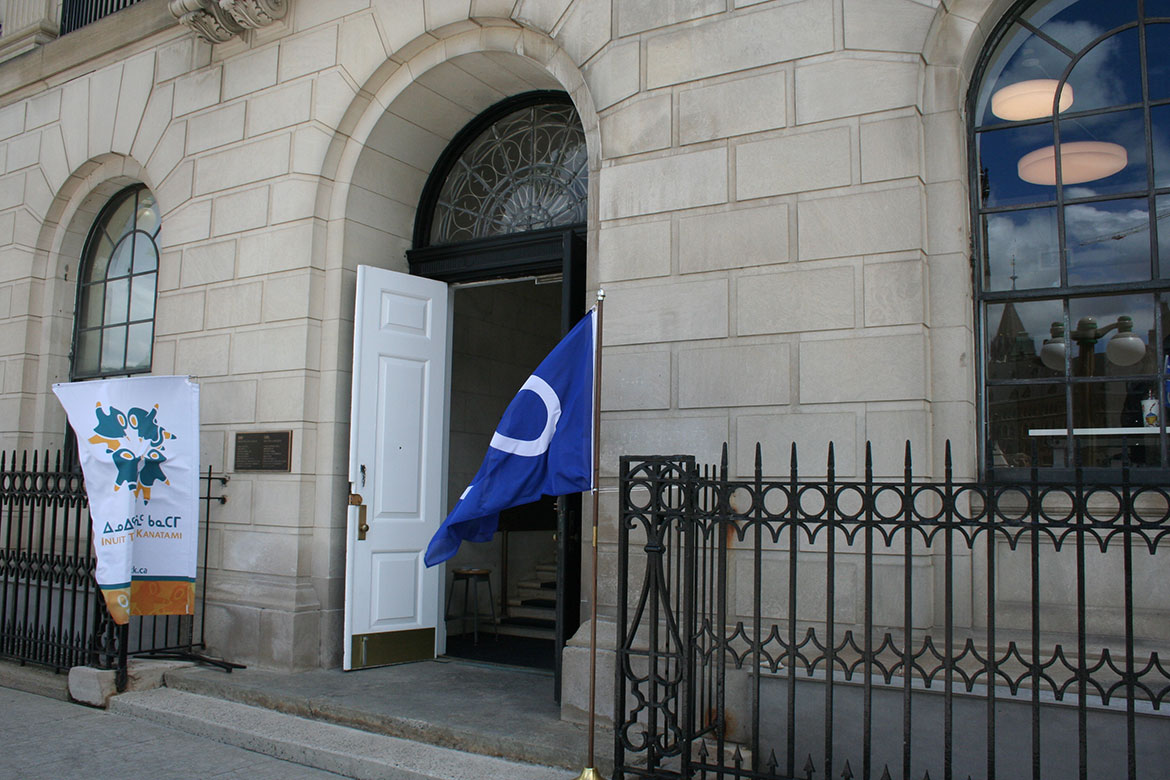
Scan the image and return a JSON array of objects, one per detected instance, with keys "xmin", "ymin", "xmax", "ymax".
[{"xmin": 344, "ymin": 265, "xmax": 449, "ymax": 670}]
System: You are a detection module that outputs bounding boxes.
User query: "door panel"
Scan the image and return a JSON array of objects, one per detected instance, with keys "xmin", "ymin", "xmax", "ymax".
[
  {"xmin": 370, "ymin": 552, "xmax": 420, "ymax": 625},
  {"xmin": 376, "ymin": 355, "xmax": 425, "ymax": 515},
  {"xmin": 345, "ymin": 265, "xmax": 450, "ymax": 670}
]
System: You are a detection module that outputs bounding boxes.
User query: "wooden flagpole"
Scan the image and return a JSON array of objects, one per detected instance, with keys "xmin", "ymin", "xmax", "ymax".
[{"xmin": 576, "ymin": 289, "xmax": 605, "ymax": 780}]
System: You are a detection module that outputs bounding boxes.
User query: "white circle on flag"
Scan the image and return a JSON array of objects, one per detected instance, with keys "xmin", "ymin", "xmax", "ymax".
[{"xmin": 490, "ymin": 376, "xmax": 561, "ymax": 457}]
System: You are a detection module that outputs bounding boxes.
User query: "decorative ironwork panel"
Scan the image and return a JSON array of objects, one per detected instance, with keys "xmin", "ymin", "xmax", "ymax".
[
  {"xmin": 428, "ymin": 103, "xmax": 587, "ymax": 246},
  {"xmin": 1, "ymin": 450, "xmax": 224, "ymax": 684},
  {"xmin": 0, "ymin": 449, "xmax": 96, "ymax": 671},
  {"xmin": 615, "ymin": 442, "xmax": 1170, "ymax": 780},
  {"xmin": 615, "ymin": 455, "xmax": 697, "ymax": 779}
]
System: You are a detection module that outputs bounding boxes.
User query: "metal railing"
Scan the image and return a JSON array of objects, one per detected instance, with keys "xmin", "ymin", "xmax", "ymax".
[
  {"xmin": 60, "ymin": 0, "xmax": 142, "ymax": 35},
  {"xmin": 615, "ymin": 443, "xmax": 1170, "ymax": 780},
  {"xmin": 0, "ymin": 449, "xmax": 226, "ymax": 687}
]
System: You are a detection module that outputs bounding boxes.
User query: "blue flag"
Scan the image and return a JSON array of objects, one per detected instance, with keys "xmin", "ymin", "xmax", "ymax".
[{"xmin": 425, "ymin": 309, "xmax": 596, "ymax": 567}]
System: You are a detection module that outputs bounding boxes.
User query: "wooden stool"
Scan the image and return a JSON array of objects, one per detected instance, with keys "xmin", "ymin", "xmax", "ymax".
[{"xmin": 445, "ymin": 568, "xmax": 498, "ymax": 644}]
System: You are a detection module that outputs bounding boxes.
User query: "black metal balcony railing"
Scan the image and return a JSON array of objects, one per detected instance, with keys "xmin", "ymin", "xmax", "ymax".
[{"xmin": 60, "ymin": 0, "xmax": 144, "ymax": 36}]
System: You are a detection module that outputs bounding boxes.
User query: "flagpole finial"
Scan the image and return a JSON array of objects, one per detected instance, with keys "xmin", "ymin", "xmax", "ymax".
[{"xmin": 596, "ymin": 288, "xmax": 605, "ymax": 302}]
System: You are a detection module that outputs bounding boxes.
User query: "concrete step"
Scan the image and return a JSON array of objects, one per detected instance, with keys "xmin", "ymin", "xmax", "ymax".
[
  {"xmin": 506, "ymin": 602, "xmax": 557, "ymax": 621},
  {"xmin": 496, "ymin": 620, "xmax": 555, "ymax": 639},
  {"xmin": 514, "ymin": 582, "xmax": 554, "ymax": 601},
  {"xmin": 515, "ymin": 579, "xmax": 555, "ymax": 590},
  {"xmin": 110, "ymin": 687, "xmax": 575, "ymax": 780},
  {"xmin": 498, "ymin": 615, "xmax": 556, "ymax": 639}
]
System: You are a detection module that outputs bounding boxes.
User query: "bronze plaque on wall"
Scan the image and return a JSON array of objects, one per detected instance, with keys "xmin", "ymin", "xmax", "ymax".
[{"xmin": 234, "ymin": 431, "xmax": 292, "ymax": 472}]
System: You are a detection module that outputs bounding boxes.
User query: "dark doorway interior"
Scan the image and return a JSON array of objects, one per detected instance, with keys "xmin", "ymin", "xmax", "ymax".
[
  {"xmin": 407, "ymin": 226, "xmax": 586, "ymax": 700},
  {"xmin": 445, "ymin": 633, "xmax": 556, "ymax": 671},
  {"xmin": 441, "ymin": 279, "xmax": 561, "ymax": 672}
]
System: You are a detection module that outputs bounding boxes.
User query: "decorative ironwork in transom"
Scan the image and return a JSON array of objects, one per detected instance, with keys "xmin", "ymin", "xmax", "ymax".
[{"xmin": 424, "ymin": 97, "xmax": 587, "ymax": 247}]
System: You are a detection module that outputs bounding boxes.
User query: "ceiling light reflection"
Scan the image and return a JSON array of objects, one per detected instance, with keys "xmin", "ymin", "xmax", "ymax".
[
  {"xmin": 1017, "ymin": 141, "xmax": 1128, "ymax": 185},
  {"xmin": 991, "ymin": 79, "xmax": 1073, "ymax": 121}
]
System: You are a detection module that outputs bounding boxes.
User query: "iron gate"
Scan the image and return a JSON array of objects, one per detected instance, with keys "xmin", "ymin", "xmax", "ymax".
[
  {"xmin": 614, "ymin": 443, "xmax": 1170, "ymax": 780},
  {"xmin": 0, "ymin": 449, "xmax": 226, "ymax": 686}
]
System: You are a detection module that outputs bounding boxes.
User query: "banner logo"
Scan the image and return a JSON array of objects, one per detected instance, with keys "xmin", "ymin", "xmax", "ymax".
[
  {"xmin": 86, "ymin": 402, "xmax": 177, "ymax": 504},
  {"xmin": 54, "ymin": 376, "xmax": 200, "ymax": 625}
]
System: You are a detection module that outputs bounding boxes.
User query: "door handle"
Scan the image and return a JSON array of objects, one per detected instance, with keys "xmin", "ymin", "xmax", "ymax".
[{"xmin": 349, "ymin": 493, "xmax": 369, "ymax": 540}]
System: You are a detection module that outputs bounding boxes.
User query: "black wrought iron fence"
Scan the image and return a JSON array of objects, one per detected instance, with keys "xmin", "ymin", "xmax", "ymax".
[
  {"xmin": 60, "ymin": 0, "xmax": 144, "ymax": 35},
  {"xmin": 0, "ymin": 449, "xmax": 226, "ymax": 687},
  {"xmin": 615, "ymin": 443, "xmax": 1170, "ymax": 780}
]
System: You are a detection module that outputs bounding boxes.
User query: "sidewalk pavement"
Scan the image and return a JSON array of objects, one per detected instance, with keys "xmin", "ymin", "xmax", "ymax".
[
  {"xmin": 0, "ymin": 685, "xmax": 348, "ymax": 780},
  {"xmin": 1, "ymin": 656, "xmax": 604, "ymax": 780}
]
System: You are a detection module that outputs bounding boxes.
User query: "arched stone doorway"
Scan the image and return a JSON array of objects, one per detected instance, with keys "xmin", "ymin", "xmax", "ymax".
[
  {"xmin": 326, "ymin": 28, "xmax": 598, "ymax": 700},
  {"xmin": 408, "ymin": 90, "xmax": 588, "ymax": 697}
]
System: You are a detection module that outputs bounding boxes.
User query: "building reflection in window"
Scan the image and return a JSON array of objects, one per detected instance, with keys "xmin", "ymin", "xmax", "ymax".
[{"xmin": 973, "ymin": 1, "xmax": 1170, "ymax": 472}]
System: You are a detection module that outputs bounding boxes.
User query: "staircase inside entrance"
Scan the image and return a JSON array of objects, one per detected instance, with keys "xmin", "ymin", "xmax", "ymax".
[
  {"xmin": 444, "ymin": 555, "xmax": 557, "ymax": 670},
  {"xmin": 501, "ymin": 559, "xmax": 556, "ymax": 640}
]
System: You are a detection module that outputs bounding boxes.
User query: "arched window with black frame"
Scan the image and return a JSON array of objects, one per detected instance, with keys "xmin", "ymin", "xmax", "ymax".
[
  {"xmin": 412, "ymin": 91, "xmax": 587, "ymax": 252},
  {"xmin": 971, "ymin": 0, "xmax": 1170, "ymax": 477},
  {"xmin": 70, "ymin": 184, "xmax": 160, "ymax": 380}
]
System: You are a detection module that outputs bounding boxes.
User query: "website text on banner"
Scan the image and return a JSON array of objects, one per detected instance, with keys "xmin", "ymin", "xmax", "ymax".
[
  {"xmin": 424, "ymin": 308, "xmax": 596, "ymax": 567},
  {"xmin": 53, "ymin": 376, "xmax": 200, "ymax": 624}
]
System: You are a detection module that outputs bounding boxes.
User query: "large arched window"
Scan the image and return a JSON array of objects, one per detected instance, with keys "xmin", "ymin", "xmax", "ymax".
[
  {"xmin": 70, "ymin": 185, "xmax": 160, "ymax": 379},
  {"xmin": 413, "ymin": 91, "xmax": 587, "ymax": 249},
  {"xmin": 972, "ymin": 0, "xmax": 1170, "ymax": 475}
]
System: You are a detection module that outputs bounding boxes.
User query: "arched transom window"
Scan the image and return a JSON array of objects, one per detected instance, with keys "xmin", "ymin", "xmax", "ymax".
[
  {"xmin": 416, "ymin": 93, "xmax": 587, "ymax": 248},
  {"xmin": 71, "ymin": 185, "xmax": 160, "ymax": 379},
  {"xmin": 973, "ymin": 0, "xmax": 1170, "ymax": 474}
]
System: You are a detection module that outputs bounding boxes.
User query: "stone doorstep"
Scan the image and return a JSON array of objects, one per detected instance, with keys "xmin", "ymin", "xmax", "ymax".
[
  {"xmin": 67, "ymin": 659, "xmax": 194, "ymax": 708},
  {"xmin": 161, "ymin": 667, "xmax": 614, "ymax": 774}
]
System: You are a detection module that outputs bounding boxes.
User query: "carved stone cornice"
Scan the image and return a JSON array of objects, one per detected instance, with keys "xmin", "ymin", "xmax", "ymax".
[
  {"xmin": 220, "ymin": 0, "xmax": 288, "ymax": 28},
  {"xmin": 170, "ymin": 0, "xmax": 288, "ymax": 42},
  {"xmin": 169, "ymin": 0, "xmax": 243, "ymax": 42}
]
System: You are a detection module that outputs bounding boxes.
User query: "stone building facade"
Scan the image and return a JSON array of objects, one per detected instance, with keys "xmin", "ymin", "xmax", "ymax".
[{"xmin": 0, "ymin": 0, "xmax": 1156, "ymax": 724}]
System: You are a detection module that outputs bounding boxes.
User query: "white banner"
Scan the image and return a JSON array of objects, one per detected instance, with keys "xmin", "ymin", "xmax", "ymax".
[{"xmin": 53, "ymin": 376, "xmax": 200, "ymax": 625}]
